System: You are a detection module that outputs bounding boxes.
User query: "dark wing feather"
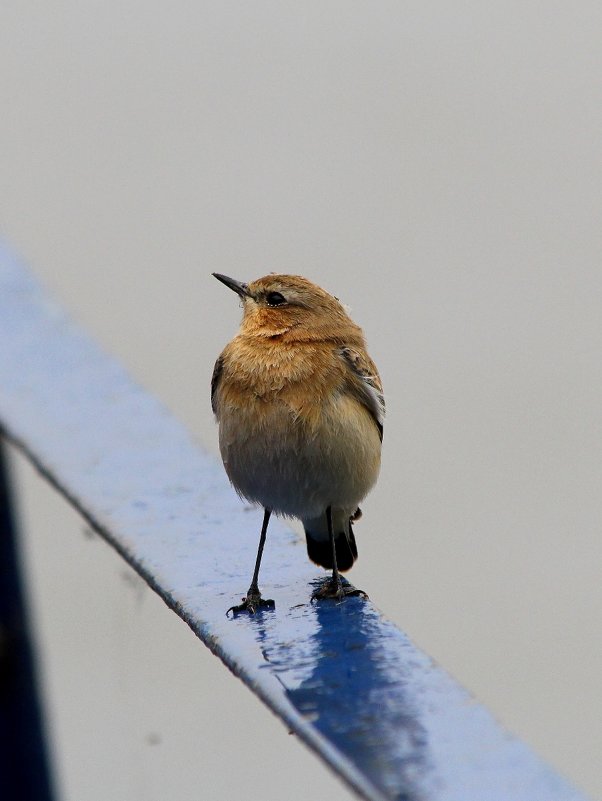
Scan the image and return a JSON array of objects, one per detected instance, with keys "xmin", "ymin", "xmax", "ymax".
[
  {"xmin": 340, "ymin": 347, "xmax": 385, "ymax": 442},
  {"xmin": 211, "ymin": 356, "xmax": 224, "ymax": 415}
]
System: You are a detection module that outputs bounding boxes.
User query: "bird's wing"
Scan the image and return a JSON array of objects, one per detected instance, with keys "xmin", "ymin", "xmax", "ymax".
[
  {"xmin": 340, "ymin": 346, "xmax": 385, "ymax": 442},
  {"xmin": 211, "ymin": 355, "xmax": 224, "ymax": 415}
]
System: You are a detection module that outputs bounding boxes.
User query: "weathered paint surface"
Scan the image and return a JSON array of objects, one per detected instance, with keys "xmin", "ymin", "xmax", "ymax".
[{"xmin": 0, "ymin": 242, "xmax": 590, "ymax": 801}]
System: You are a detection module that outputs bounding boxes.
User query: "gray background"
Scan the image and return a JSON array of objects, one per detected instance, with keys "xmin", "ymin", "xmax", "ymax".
[{"xmin": 1, "ymin": 2, "xmax": 601, "ymax": 799}]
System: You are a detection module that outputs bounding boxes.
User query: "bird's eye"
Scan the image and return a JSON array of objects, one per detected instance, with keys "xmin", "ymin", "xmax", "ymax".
[{"xmin": 266, "ymin": 291, "xmax": 287, "ymax": 306}]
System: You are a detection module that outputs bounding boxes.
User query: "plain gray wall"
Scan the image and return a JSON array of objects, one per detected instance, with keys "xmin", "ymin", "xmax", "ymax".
[{"xmin": 2, "ymin": 3, "xmax": 601, "ymax": 799}]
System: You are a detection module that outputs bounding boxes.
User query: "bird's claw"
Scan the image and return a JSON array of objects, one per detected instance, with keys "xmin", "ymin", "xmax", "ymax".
[
  {"xmin": 227, "ymin": 592, "xmax": 275, "ymax": 617},
  {"xmin": 311, "ymin": 579, "xmax": 368, "ymax": 603}
]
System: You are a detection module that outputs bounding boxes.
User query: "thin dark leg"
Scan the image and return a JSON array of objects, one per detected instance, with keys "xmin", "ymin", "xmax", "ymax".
[
  {"xmin": 249, "ymin": 508, "xmax": 271, "ymax": 593},
  {"xmin": 327, "ymin": 506, "xmax": 343, "ymax": 594},
  {"xmin": 312, "ymin": 505, "xmax": 368, "ymax": 602},
  {"xmin": 227, "ymin": 508, "xmax": 275, "ymax": 616}
]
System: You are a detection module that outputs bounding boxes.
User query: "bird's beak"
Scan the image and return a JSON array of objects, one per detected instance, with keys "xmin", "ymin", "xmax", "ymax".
[{"xmin": 212, "ymin": 273, "xmax": 251, "ymax": 299}]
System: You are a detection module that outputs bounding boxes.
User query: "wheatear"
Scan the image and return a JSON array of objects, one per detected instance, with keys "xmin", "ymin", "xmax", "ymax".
[{"xmin": 212, "ymin": 273, "xmax": 384, "ymax": 614}]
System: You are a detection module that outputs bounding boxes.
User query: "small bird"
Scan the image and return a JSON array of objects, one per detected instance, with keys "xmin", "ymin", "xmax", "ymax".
[{"xmin": 211, "ymin": 273, "xmax": 384, "ymax": 614}]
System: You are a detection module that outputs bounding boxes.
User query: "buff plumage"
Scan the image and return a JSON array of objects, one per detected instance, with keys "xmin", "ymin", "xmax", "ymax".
[{"xmin": 212, "ymin": 273, "xmax": 384, "ymax": 613}]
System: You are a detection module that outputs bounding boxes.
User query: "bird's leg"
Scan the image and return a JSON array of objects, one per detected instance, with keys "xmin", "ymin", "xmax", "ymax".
[
  {"xmin": 312, "ymin": 506, "xmax": 367, "ymax": 601},
  {"xmin": 328, "ymin": 505, "xmax": 344, "ymax": 596},
  {"xmin": 227, "ymin": 508, "xmax": 275, "ymax": 616}
]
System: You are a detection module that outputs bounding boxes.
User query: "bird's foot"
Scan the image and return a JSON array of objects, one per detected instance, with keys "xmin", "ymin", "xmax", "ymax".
[
  {"xmin": 227, "ymin": 589, "xmax": 275, "ymax": 617},
  {"xmin": 311, "ymin": 578, "xmax": 368, "ymax": 602}
]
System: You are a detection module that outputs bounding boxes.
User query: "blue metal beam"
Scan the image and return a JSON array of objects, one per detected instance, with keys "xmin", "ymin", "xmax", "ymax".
[{"xmin": 0, "ymin": 241, "xmax": 590, "ymax": 801}]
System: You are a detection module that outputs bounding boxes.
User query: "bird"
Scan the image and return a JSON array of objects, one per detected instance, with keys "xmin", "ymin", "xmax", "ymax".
[{"xmin": 211, "ymin": 272, "xmax": 384, "ymax": 614}]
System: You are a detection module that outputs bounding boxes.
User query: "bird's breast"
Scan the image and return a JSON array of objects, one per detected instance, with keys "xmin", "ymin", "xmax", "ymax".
[{"xmin": 215, "ymin": 342, "xmax": 381, "ymax": 518}]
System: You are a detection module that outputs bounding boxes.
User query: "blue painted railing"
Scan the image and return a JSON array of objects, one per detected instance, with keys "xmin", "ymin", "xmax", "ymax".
[{"xmin": 0, "ymin": 241, "xmax": 591, "ymax": 801}]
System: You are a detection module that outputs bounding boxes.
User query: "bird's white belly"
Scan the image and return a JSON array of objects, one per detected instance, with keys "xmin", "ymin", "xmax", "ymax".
[{"xmin": 219, "ymin": 394, "xmax": 381, "ymax": 520}]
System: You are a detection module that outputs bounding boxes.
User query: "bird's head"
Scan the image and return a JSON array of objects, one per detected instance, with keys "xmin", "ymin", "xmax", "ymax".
[{"xmin": 212, "ymin": 272, "xmax": 360, "ymax": 341}]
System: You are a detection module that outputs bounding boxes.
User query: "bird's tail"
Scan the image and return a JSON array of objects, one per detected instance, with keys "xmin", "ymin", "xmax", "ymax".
[{"xmin": 303, "ymin": 508, "xmax": 360, "ymax": 572}]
